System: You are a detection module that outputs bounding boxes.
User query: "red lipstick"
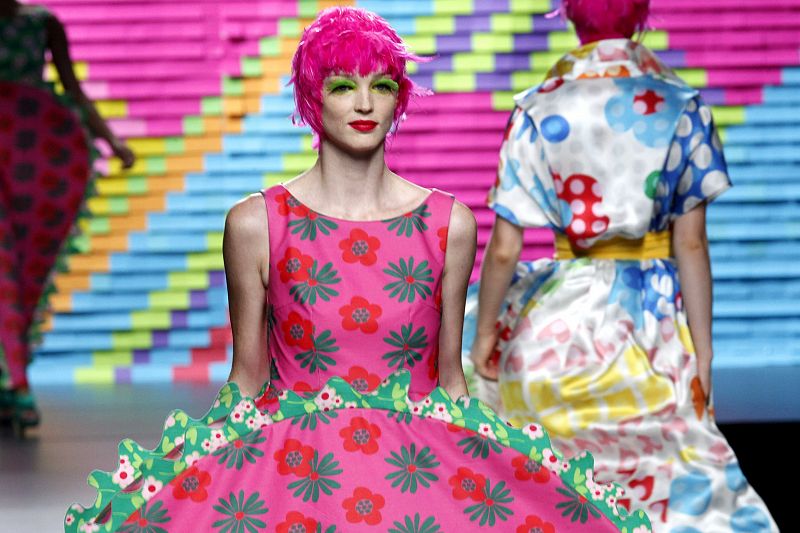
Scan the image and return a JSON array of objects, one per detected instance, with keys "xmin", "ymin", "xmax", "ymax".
[{"xmin": 349, "ymin": 120, "xmax": 378, "ymax": 132}]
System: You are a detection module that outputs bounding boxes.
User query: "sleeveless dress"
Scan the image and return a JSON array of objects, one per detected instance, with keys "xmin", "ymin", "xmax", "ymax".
[
  {"xmin": 0, "ymin": 6, "xmax": 94, "ymax": 391},
  {"xmin": 465, "ymin": 39, "xmax": 777, "ymax": 532},
  {"xmin": 65, "ymin": 185, "xmax": 651, "ymax": 532}
]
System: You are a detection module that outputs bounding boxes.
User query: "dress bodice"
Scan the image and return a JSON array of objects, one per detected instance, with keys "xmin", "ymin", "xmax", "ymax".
[
  {"xmin": 0, "ymin": 7, "xmax": 49, "ymax": 85},
  {"xmin": 263, "ymin": 185, "xmax": 454, "ymax": 396}
]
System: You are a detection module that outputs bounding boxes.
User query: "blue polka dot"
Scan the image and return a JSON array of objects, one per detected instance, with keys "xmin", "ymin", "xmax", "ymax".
[
  {"xmin": 725, "ymin": 463, "xmax": 747, "ymax": 492},
  {"xmin": 670, "ymin": 527, "xmax": 702, "ymax": 533},
  {"xmin": 492, "ymin": 204, "xmax": 520, "ymax": 225},
  {"xmin": 731, "ymin": 506, "xmax": 772, "ymax": 533},
  {"xmin": 669, "ymin": 471, "xmax": 712, "ymax": 516},
  {"xmin": 541, "ymin": 115, "xmax": 570, "ymax": 143}
]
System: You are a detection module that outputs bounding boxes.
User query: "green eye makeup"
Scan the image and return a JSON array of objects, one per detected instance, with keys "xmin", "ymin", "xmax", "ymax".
[
  {"xmin": 372, "ymin": 78, "xmax": 399, "ymax": 92},
  {"xmin": 326, "ymin": 78, "xmax": 357, "ymax": 93}
]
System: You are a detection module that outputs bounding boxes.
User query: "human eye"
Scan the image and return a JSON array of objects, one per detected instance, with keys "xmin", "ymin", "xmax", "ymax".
[
  {"xmin": 326, "ymin": 78, "xmax": 357, "ymax": 94},
  {"xmin": 371, "ymin": 78, "xmax": 399, "ymax": 93}
]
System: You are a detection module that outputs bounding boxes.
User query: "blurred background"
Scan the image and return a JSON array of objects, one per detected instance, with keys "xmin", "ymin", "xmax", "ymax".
[{"xmin": 1, "ymin": 0, "xmax": 798, "ymax": 530}]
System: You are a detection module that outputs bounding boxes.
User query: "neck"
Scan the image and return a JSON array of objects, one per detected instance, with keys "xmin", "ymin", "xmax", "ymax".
[
  {"xmin": 577, "ymin": 31, "xmax": 631, "ymax": 45},
  {"xmin": 312, "ymin": 138, "xmax": 392, "ymax": 216}
]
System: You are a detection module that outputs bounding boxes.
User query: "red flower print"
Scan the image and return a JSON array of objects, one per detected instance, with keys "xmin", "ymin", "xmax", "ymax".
[
  {"xmin": 275, "ymin": 191, "xmax": 309, "ymax": 217},
  {"xmin": 170, "ymin": 465, "xmax": 212, "ymax": 502},
  {"xmin": 255, "ymin": 384, "xmax": 280, "ymax": 411},
  {"xmin": 277, "ymin": 247, "xmax": 314, "ymax": 283},
  {"xmin": 437, "ymin": 226, "xmax": 448, "ymax": 252},
  {"xmin": 516, "ymin": 514, "xmax": 556, "ymax": 533},
  {"xmin": 339, "ymin": 416, "xmax": 381, "ymax": 455},
  {"xmin": 342, "ymin": 487, "xmax": 385, "ymax": 525},
  {"xmin": 342, "ymin": 366, "xmax": 382, "ymax": 393},
  {"xmin": 276, "ymin": 511, "xmax": 318, "ymax": 533},
  {"xmin": 281, "ymin": 311, "xmax": 314, "ymax": 350},
  {"xmin": 511, "ymin": 455, "xmax": 551, "ymax": 483},
  {"xmin": 292, "ymin": 381, "xmax": 314, "ymax": 394},
  {"xmin": 448, "ymin": 467, "xmax": 486, "ymax": 501},
  {"xmin": 339, "ymin": 296, "xmax": 382, "ymax": 334},
  {"xmin": 274, "ymin": 439, "xmax": 315, "ymax": 477},
  {"xmin": 339, "ymin": 228, "xmax": 380, "ymax": 266}
]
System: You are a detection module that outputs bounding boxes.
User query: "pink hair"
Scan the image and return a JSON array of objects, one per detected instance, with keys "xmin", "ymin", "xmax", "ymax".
[
  {"xmin": 290, "ymin": 7, "xmax": 430, "ymax": 140},
  {"xmin": 562, "ymin": 0, "xmax": 651, "ymax": 44}
]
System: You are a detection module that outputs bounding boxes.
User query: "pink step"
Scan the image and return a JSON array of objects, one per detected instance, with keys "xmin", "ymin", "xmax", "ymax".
[
  {"xmin": 668, "ymin": 30, "xmax": 800, "ymax": 50},
  {"xmin": 400, "ymin": 113, "xmax": 508, "ymax": 132},
  {"xmin": 129, "ymin": 99, "xmax": 202, "ymax": 117},
  {"xmin": 49, "ymin": 4, "xmax": 205, "ymax": 23},
  {"xmin": 706, "ymin": 69, "xmax": 783, "ymax": 88},
  {"xmin": 84, "ymin": 61, "xmax": 224, "ymax": 81},
  {"xmin": 70, "ymin": 42, "xmax": 208, "ymax": 61},
  {"xmin": 390, "ymin": 132, "xmax": 502, "ymax": 152},
  {"xmin": 651, "ymin": 0, "xmax": 800, "ymax": 10},
  {"xmin": 104, "ymin": 79, "xmax": 219, "ymax": 99},
  {"xmin": 655, "ymin": 12, "xmax": 800, "ymax": 31},
  {"xmin": 221, "ymin": 21, "xmax": 279, "ymax": 40},
  {"xmin": 65, "ymin": 22, "xmax": 206, "ymax": 43},
  {"xmin": 221, "ymin": 2, "xmax": 297, "ymax": 19},
  {"xmin": 685, "ymin": 49, "xmax": 800, "ymax": 69},
  {"xmin": 107, "ymin": 119, "xmax": 148, "ymax": 138}
]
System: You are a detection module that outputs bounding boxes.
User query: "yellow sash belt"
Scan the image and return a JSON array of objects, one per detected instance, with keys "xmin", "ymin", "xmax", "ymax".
[{"xmin": 555, "ymin": 231, "xmax": 672, "ymax": 260}]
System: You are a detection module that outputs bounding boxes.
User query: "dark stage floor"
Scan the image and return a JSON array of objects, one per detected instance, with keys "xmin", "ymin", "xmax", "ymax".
[{"xmin": 0, "ymin": 384, "xmax": 793, "ymax": 532}]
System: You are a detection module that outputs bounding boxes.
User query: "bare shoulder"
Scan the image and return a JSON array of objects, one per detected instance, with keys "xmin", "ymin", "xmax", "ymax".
[
  {"xmin": 447, "ymin": 199, "xmax": 477, "ymax": 245},
  {"xmin": 225, "ymin": 193, "xmax": 268, "ymax": 242}
]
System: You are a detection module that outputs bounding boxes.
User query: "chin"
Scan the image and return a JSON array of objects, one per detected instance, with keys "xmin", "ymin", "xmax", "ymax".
[{"xmin": 325, "ymin": 131, "xmax": 387, "ymax": 155}]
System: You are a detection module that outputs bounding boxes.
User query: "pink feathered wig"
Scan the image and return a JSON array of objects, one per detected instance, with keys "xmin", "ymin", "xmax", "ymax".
[
  {"xmin": 562, "ymin": 0, "xmax": 651, "ymax": 43},
  {"xmin": 290, "ymin": 7, "xmax": 430, "ymax": 140}
]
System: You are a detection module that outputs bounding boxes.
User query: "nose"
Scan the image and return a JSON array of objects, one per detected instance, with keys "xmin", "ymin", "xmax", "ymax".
[{"xmin": 354, "ymin": 85, "xmax": 373, "ymax": 114}]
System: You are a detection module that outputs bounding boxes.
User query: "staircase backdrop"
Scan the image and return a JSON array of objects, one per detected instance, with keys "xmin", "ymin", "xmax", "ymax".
[{"xmin": 28, "ymin": 0, "xmax": 800, "ymax": 421}]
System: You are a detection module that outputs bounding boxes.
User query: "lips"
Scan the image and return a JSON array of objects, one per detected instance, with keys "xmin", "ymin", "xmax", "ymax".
[{"xmin": 349, "ymin": 120, "xmax": 378, "ymax": 132}]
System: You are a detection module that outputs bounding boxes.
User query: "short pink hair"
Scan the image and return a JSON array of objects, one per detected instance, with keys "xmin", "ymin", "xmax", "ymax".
[
  {"xmin": 290, "ymin": 7, "xmax": 429, "ymax": 139},
  {"xmin": 563, "ymin": 0, "xmax": 650, "ymax": 43}
]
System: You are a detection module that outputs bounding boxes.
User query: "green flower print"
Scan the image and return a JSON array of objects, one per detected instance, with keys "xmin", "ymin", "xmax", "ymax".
[
  {"xmin": 213, "ymin": 430, "xmax": 266, "ymax": 470},
  {"xmin": 290, "ymin": 261, "xmax": 341, "ymax": 304},
  {"xmin": 212, "ymin": 490, "xmax": 268, "ymax": 533},
  {"xmin": 458, "ymin": 434, "xmax": 503, "ymax": 459},
  {"xmin": 383, "ymin": 257, "xmax": 433, "ymax": 303},
  {"xmin": 118, "ymin": 501, "xmax": 170, "ymax": 533},
  {"xmin": 382, "ymin": 323, "xmax": 428, "ymax": 370},
  {"xmin": 384, "ymin": 203, "xmax": 430, "ymax": 237},
  {"xmin": 464, "ymin": 480, "xmax": 515, "ymax": 526},
  {"xmin": 288, "ymin": 211, "xmax": 338, "ymax": 240},
  {"xmin": 388, "ymin": 513, "xmax": 442, "ymax": 533},
  {"xmin": 287, "ymin": 451, "xmax": 343, "ymax": 502},
  {"xmin": 385, "ymin": 443, "xmax": 440, "ymax": 494},
  {"xmin": 556, "ymin": 485, "xmax": 602, "ymax": 524},
  {"xmin": 295, "ymin": 329, "xmax": 339, "ymax": 373}
]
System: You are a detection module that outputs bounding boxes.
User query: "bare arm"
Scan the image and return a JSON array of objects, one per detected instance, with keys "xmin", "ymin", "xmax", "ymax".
[
  {"xmin": 437, "ymin": 201, "xmax": 477, "ymax": 400},
  {"xmin": 470, "ymin": 215, "xmax": 523, "ymax": 380},
  {"xmin": 224, "ymin": 195, "xmax": 271, "ymax": 397},
  {"xmin": 672, "ymin": 204, "xmax": 714, "ymax": 398},
  {"xmin": 46, "ymin": 13, "xmax": 135, "ymax": 168}
]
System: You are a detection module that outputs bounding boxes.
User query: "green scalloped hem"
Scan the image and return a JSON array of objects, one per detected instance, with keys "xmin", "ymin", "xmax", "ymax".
[{"xmin": 64, "ymin": 371, "xmax": 652, "ymax": 532}]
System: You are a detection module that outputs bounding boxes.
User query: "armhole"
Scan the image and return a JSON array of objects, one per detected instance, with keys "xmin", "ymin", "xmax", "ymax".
[
  {"xmin": 259, "ymin": 188, "xmax": 273, "ymax": 274},
  {"xmin": 430, "ymin": 189, "xmax": 456, "ymax": 268}
]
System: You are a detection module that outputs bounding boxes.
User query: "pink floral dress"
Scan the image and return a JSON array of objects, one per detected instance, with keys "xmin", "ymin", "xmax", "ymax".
[{"xmin": 65, "ymin": 185, "xmax": 651, "ymax": 532}]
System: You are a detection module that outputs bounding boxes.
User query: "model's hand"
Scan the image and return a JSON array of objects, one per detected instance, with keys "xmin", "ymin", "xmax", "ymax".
[
  {"xmin": 470, "ymin": 332, "xmax": 500, "ymax": 381},
  {"xmin": 112, "ymin": 140, "xmax": 136, "ymax": 169}
]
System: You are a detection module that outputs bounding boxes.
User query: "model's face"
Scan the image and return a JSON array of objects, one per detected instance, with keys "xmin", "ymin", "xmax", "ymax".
[{"xmin": 320, "ymin": 72, "xmax": 399, "ymax": 154}]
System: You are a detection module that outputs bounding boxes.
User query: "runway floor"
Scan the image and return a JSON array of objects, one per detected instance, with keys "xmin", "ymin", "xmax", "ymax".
[{"xmin": 0, "ymin": 383, "xmax": 793, "ymax": 532}]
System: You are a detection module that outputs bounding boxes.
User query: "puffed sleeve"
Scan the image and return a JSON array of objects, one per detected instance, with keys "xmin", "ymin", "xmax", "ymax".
[
  {"xmin": 487, "ymin": 106, "xmax": 556, "ymax": 228},
  {"xmin": 668, "ymin": 96, "xmax": 732, "ymax": 216}
]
